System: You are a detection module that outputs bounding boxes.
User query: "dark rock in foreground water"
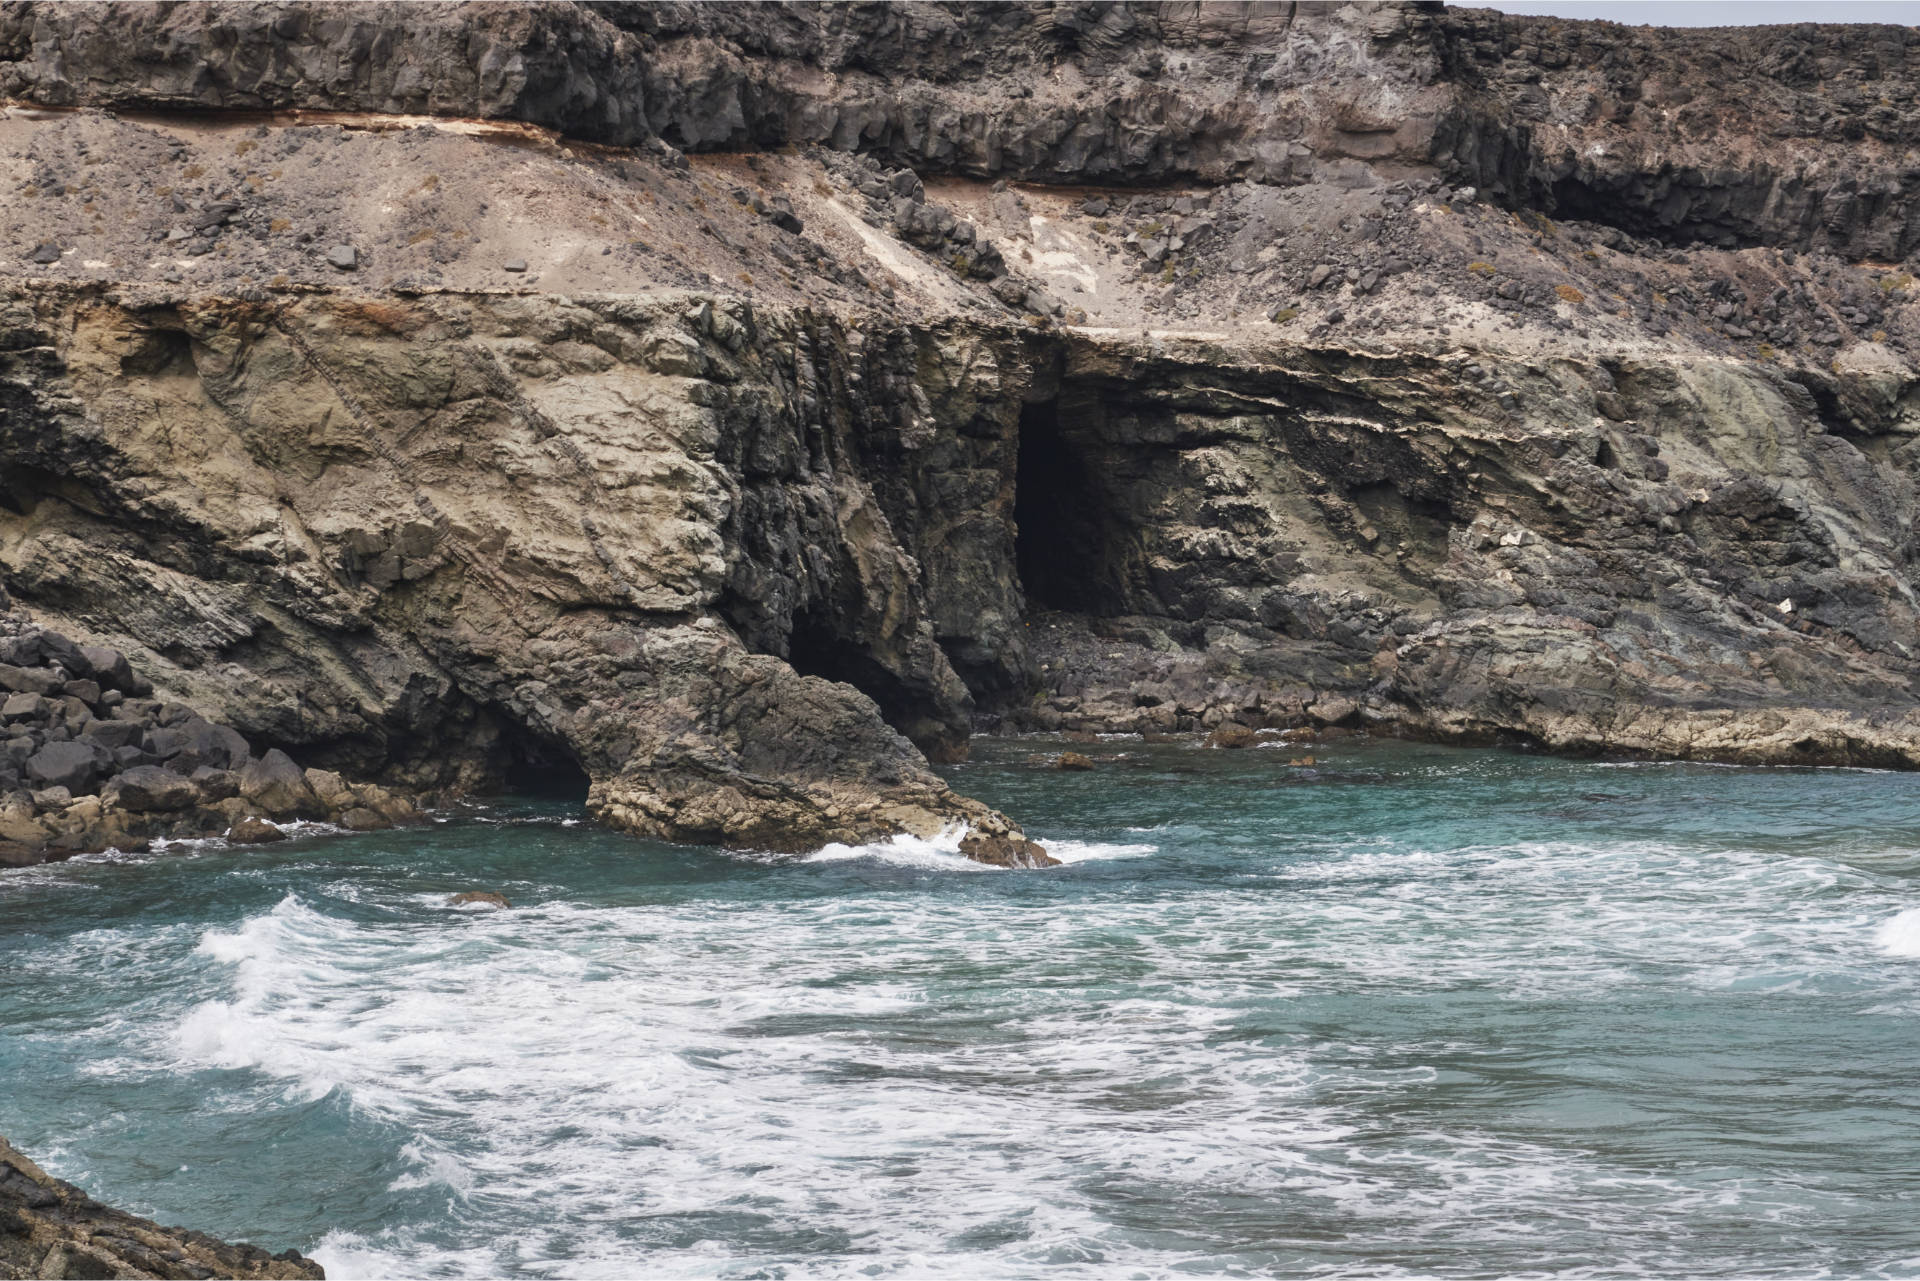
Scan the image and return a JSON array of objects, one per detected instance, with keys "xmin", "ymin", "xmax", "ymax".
[{"xmin": 0, "ymin": 1135, "xmax": 323, "ymax": 1280}]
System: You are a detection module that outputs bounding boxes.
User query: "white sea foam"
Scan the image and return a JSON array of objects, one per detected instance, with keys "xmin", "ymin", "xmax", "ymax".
[
  {"xmin": 798, "ymin": 826, "xmax": 1157, "ymax": 870},
  {"xmin": 16, "ymin": 761, "xmax": 1911, "ymax": 1281},
  {"xmin": 156, "ymin": 853, "xmax": 1831, "ymax": 1280},
  {"xmin": 802, "ymin": 825, "xmax": 998, "ymax": 871},
  {"xmin": 1875, "ymin": 907, "xmax": 1920, "ymax": 956},
  {"xmin": 388, "ymin": 1138, "xmax": 474, "ymax": 1196},
  {"xmin": 1042, "ymin": 839, "xmax": 1157, "ymax": 863}
]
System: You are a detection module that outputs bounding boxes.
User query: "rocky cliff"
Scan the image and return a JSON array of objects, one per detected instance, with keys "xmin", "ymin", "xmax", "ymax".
[
  {"xmin": 8, "ymin": 2, "xmax": 1920, "ymax": 257},
  {"xmin": 0, "ymin": 0, "xmax": 1915, "ymax": 873}
]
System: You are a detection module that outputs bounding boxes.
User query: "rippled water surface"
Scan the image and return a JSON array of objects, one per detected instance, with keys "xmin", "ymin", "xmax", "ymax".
[{"xmin": 6, "ymin": 736, "xmax": 1920, "ymax": 1278}]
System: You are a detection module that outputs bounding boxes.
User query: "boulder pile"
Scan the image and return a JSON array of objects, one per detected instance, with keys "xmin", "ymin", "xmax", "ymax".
[{"xmin": 0, "ymin": 611, "xmax": 419, "ymax": 867}]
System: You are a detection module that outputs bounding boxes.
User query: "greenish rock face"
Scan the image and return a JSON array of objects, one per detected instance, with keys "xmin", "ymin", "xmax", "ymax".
[
  {"xmin": 8, "ymin": 275, "xmax": 1920, "ymax": 860},
  {"xmin": 8, "ymin": 736, "xmax": 1920, "ymax": 1277}
]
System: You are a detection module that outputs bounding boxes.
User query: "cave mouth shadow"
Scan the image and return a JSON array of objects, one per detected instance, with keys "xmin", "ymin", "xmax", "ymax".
[
  {"xmin": 1013, "ymin": 395, "xmax": 1116, "ymax": 616},
  {"xmin": 787, "ymin": 602, "xmax": 967, "ymax": 760},
  {"xmin": 499, "ymin": 722, "xmax": 591, "ymax": 803}
]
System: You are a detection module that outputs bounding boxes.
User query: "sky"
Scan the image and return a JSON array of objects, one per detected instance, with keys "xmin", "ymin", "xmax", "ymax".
[{"xmin": 1446, "ymin": 1, "xmax": 1920, "ymax": 25}]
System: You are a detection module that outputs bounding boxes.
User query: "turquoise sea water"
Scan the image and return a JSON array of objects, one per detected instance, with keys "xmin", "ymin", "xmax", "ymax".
[{"xmin": 5, "ymin": 736, "xmax": 1920, "ymax": 1279}]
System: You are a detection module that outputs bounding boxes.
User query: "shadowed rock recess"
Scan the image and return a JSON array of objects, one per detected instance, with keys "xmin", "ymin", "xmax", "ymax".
[{"xmin": 1, "ymin": 0, "xmax": 1919, "ymax": 882}]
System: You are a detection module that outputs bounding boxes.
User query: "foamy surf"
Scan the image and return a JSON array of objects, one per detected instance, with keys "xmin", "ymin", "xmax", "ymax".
[
  {"xmin": 1875, "ymin": 906, "xmax": 1920, "ymax": 956},
  {"xmin": 13, "ymin": 736, "xmax": 1920, "ymax": 1280},
  {"xmin": 1043, "ymin": 839, "xmax": 1158, "ymax": 863},
  {"xmin": 799, "ymin": 825, "xmax": 1157, "ymax": 869},
  {"xmin": 803, "ymin": 824, "xmax": 998, "ymax": 871}
]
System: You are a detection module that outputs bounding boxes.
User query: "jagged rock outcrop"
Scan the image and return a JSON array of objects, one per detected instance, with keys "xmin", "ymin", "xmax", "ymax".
[
  {"xmin": 0, "ymin": 1135, "xmax": 323, "ymax": 1279},
  {"xmin": 0, "ymin": 283, "xmax": 1040, "ymax": 853}
]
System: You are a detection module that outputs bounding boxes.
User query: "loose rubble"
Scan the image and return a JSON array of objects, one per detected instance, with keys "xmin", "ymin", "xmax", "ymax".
[{"xmin": 0, "ymin": 608, "xmax": 419, "ymax": 867}]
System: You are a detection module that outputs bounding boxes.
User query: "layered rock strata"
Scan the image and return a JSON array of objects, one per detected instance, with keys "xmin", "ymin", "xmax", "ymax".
[
  {"xmin": 6, "ymin": 2, "xmax": 1920, "ymax": 257},
  {"xmin": 0, "ymin": 0, "xmax": 1916, "ymax": 863},
  {"xmin": 0, "ymin": 1135, "xmax": 323, "ymax": 1280}
]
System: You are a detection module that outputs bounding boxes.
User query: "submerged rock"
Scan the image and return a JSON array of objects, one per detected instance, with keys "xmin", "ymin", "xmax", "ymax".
[{"xmin": 449, "ymin": 890, "xmax": 511, "ymax": 908}]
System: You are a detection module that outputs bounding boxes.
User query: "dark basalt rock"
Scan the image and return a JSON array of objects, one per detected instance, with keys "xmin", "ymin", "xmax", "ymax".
[
  {"xmin": 7, "ymin": 3, "xmax": 1920, "ymax": 254},
  {"xmin": 0, "ymin": 1133, "xmax": 323, "ymax": 1280},
  {"xmin": 0, "ymin": 614, "xmax": 424, "ymax": 866},
  {"xmin": 102, "ymin": 765, "xmax": 197, "ymax": 812},
  {"xmin": 25, "ymin": 741, "xmax": 101, "ymax": 794}
]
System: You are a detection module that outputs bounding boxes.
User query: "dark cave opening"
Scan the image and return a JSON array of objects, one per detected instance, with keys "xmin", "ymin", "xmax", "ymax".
[
  {"xmin": 788, "ymin": 604, "xmax": 963, "ymax": 759},
  {"xmin": 499, "ymin": 723, "xmax": 591, "ymax": 803},
  {"xmin": 1013, "ymin": 397, "xmax": 1116, "ymax": 615}
]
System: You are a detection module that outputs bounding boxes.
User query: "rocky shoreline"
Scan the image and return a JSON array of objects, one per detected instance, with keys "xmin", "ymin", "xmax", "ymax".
[
  {"xmin": 0, "ymin": 8, "xmax": 1913, "ymax": 842},
  {"xmin": 0, "ymin": 3, "xmax": 1914, "ymax": 871},
  {"xmin": 0, "ymin": 605, "xmax": 420, "ymax": 868},
  {"xmin": 3, "ymin": 0, "xmax": 1920, "ymax": 1268},
  {"xmin": 0, "ymin": 1136, "xmax": 322, "ymax": 1280}
]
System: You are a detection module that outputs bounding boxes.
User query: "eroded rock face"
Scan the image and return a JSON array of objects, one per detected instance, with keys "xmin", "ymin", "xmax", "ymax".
[
  {"xmin": 997, "ymin": 334, "xmax": 1920, "ymax": 767},
  {"xmin": 0, "ymin": 0, "xmax": 1917, "ymax": 857},
  {"xmin": 10, "ymin": 264, "xmax": 1917, "ymax": 826},
  {"xmin": 0, "ymin": 286, "xmax": 1037, "ymax": 852},
  {"xmin": 8, "ymin": 3, "xmax": 1920, "ymax": 256},
  {"xmin": 0, "ymin": 1134, "xmax": 323, "ymax": 1280}
]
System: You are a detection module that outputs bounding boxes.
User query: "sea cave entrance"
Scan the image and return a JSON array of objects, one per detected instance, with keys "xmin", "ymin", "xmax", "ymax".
[
  {"xmin": 500, "ymin": 722, "xmax": 591, "ymax": 803},
  {"xmin": 1013, "ymin": 392, "xmax": 1127, "ymax": 615},
  {"xmin": 789, "ymin": 603, "xmax": 963, "ymax": 760}
]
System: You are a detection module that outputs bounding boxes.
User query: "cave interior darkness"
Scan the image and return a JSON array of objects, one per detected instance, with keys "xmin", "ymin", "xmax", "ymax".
[
  {"xmin": 500, "ymin": 721, "xmax": 592, "ymax": 802},
  {"xmin": 1012, "ymin": 394, "xmax": 1121, "ymax": 616}
]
